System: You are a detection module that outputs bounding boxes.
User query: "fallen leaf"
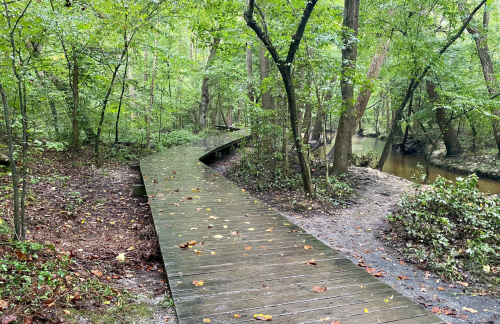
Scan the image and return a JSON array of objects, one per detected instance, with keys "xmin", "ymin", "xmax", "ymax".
[
  {"xmin": 437, "ymin": 287, "xmax": 446, "ymax": 291},
  {"xmin": 312, "ymin": 286, "xmax": 327, "ymax": 293},
  {"xmin": 63, "ymin": 310, "xmax": 71, "ymax": 315},
  {"xmin": 194, "ymin": 250, "xmax": 201, "ymax": 255},
  {"xmin": 373, "ymin": 271, "xmax": 384, "ymax": 277},
  {"xmin": 203, "ymin": 319, "xmax": 211, "ymax": 323},
  {"xmin": 308, "ymin": 259, "xmax": 317, "ymax": 265},
  {"xmin": 331, "ymin": 322, "xmax": 340, "ymax": 324},
  {"xmin": 304, "ymin": 245, "xmax": 313, "ymax": 250},
  {"xmin": 91, "ymin": 269, "xmax": 103, "ymax": 277},
  {"xmin": 233, "ymin": 314, "xmax": 242, "ymax": 318},
  {"xmin": 0, "ymin": 300, "xmax": 8, "ymax": 311},
  {"xmin": 254, "ymin": 314, "xmax": 273, "ymax": 321},
  {"xmin": 245, "ymin": 246, "xmax": 253, "ymax": 250},
  {"xmin": 23, "ymin": 315, "xmax": 34, "ymax": 324},
  {"xmin": 431, "ymin": 307, "xmax": 443, "ymax": 314},
  {"xmin": 210, "ymin": 251, "xmax": 216, "ymax": 255},
  {"xmin": 1, "ymin": 315, "xmax": 17, "ymax": 324},
  {"xmin": 397, "ymin": 275, "xmax": 409, "ymax": 280},
  {"xmin": 116, "ymin": 253, "xmax": 126, "ymax": 261},
  {"xmin": 213, "ymin": 235, "xmax": 223, "ymax": 239},
  {"xmin": 462, "ymin": 307, "xmax": 478, "ymax": 313},
  {"xmin": 193, "ymin": 280, "xmax": 204, "ymax": 286},
  {"xmin": 456, "ymin": 281, "xmax": 469, "ymax": 287},
  {"xmin": 364, "ymin": 308, "xmax": 369, "ymax": 313},
  {"xmin": 248, "ymin": 228, "xmax": 255, "ymax": 231}
]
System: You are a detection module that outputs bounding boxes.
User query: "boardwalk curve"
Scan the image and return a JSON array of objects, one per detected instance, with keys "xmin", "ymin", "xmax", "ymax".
[{"xmin": 141, "ymin": 130, "xmax": 443, "ymax": 324}]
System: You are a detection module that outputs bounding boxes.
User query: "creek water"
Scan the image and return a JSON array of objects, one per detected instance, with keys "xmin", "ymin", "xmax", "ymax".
[{"xmin": 317, "ymin": 136, "xmax": 500, "ymax": 195}]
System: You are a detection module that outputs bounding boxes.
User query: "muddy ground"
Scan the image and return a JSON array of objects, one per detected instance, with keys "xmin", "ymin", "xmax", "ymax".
[{"xmin": 209, "ymin": 153, "xmax": 500, "ymax": 324}]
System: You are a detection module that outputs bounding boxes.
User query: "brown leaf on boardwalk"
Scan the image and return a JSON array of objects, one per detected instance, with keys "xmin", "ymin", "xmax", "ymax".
[
  {"xmin": 245, "ymin": 246, "xmax": 252, "ymax": 250},
  {"xmin": 437, "ymin": 287, "xmax": 446, "ymax": 291},
  {"xmin": 203, "ymin": 319, "xmax": 211, "ymax": 323},
  {"xmin": 233, "ymin": 314, "xmax": 242, "ymax": 318},
  {"xmin": 254, "ymin": 314, "xmax": 273, "ymax": 321},
  {"xmin": 259, "ymin": 246, "xmax": 267, "ymax": 250},
  {"xmin": 462, "ymin": 307, "xmax": 478, "ymax": 313},
  {"xmin": 397, "ymin": 275, "xmax": 409, "ymax": 280},
  {"xmin": 456, "ymin": 281, "xmax": 469, "ymax": 287},
  {"xmin": 308, "ymin": 259, "xmax": 317, "ymax": 265},
  {"xmin": 372, "ymin": 271, "xmax": 384, "ymax": 277},
  {"xmin": 193, "ymin": 280, "xmax": 204, "ymax": 286},
  {"xmin": 444, "ymin": 309, "xmax": 457, "ymax": 316},
  {"xmin": 431, "ymin": 307, "xmax": 443, "ymax": 314},
  {"xmin": 188, "ymin": 241, "xmax": 197, "ymax": 245},
  {"xmin": 365, "ymin": 267, "xmax": 376, "ymax": 274},
  {"xmin": 331, "ymin": 321, "xmax": 340, "ymax": 324},
  {"xmin": 304, "ymin": 245, "xmax": 313, "ymax": 250},
  {"xmin": 312, "ymin": 286, "xmax": 327, "ymax": 293}
]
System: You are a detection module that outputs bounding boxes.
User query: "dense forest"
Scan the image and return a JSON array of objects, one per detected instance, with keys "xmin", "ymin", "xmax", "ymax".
[{"xmin": 1, "ymin": 0, "xmax": 500, "ymax": 322}]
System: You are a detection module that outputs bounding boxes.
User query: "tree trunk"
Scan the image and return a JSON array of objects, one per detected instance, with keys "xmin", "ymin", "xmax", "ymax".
[
  {"xmin": 401, "ymin": 95, "xmax": 413, "ymax": 152},
  {"xmin": 466, "ymin": 7, "xmax": 500, "ymax": 157},
  {"xmin": 49, "ymin": 99, "xmax": 59, "ymax": 137},
  {"xmin": 259, "ymin": 46, "xmax": 273, "ymax": 110},
  {"xmin": 374, "ymin": 102, "xmax": 380, "ymax": 134},
  {"xmin": 0, "ymin": 83, "xmax": 22, "ymax": 240},
  {"xmin": 115, "ymin": 52, "xmax": 129, "ymax": 144},
  {"xmin": 147, "ymin": 35, "xmax": 158, "ymax": 148},
  {"xmin": 280, "ymin": 69, "xmax": 314, "ymax": 196},
  {"xmin": 71, "ymin": 54, "xmax": 80, "ymax": 150},
  {"xmin": 352, "ymin": 39, "xmax": 390, "ymax": 133},
  {"xmin": 332, "ymin": 0, "xmax": 360, "ymax": 175},
  {"xmin": 426, "ymin": 81, "xmax": 464, "ymax": 156},
  {"xmin": 199, "ymin": 38, "xmax": 220, "ymax": 129},
  {"xmin": 302, "ymin": 103, "xmax": 313, "ymax": 143},
  {"xmin": 246, "ymin": 42, "xmax": 254, "ymax": 103}
]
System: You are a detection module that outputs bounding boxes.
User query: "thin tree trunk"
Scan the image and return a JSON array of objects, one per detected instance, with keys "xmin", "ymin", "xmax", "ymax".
[
  {"xmin": 465, "ymin": 6, "xmax": 500, "ymax": 157},
  {"xmin": 332, "ymin": 0, "xmax": 360, "ymax": 175},
  {"xmin": 426, "ymin": 81, "xmax": 464, "ymax": 156},
  {"xmin": 49, "ymin": 99, "xmax": 59, "ymax": 137},
  {"xmin": 401, "ymin": 95, "xmax": 413, "ymax": 152},
  {"xmin": 115, "ymin": 52, "xmax": 129, "ymax": 144},
  {"xmin": 246, "ymin": 42, "xmax": 254, "ymax": 103},
  {"xmin": 71, "ymin": 54, "xmax": 80, "ymax": 151},
  {"xmin": 352, "ymin": 39, "xmax": 390, "ymax": 134},
  {"xmin": 147, "ymin": 34, "xmax": 158, "ymax": 148},
  {"xmin": 259, "ymin": 46, "xmax": 273, "ymax": 110},
  {"xmin": 199, "ymin": 38, "xmax": 220, "ymax": 129}
]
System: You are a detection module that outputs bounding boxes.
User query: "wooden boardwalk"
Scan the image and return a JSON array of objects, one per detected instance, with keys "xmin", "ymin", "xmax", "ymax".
[{"xmin": 141, "ymin": 130, "xmax": 443, "ymax": 324}]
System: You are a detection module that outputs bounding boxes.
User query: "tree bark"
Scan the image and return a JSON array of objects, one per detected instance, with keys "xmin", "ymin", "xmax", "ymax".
[
  {"xmin": 426, "ymin": 81, "xmax": 464, "ymax": 156},
  {"xmin": 115, "ymin": 52, "xmax": 129, "ymax": 144},
  {"xmin": 259, "ymin": 46, "xmax": 273, "ymax": 110},
  {"xmin": 465, "ymin": 7, "xmax": 500, "ymax": 157},
  {"xmin": 71, "ymin": 54, "xmax": 80, "ymax": 150},
  {"xmin": 199, "ymin": 38, "xmax": 220, "ymax": 129},
  {"xmin": 147, "ymin": 34, "xmax": 158, "ymax": 148},
  {"xmin": 245, "ymin": 0, "xmax": 317, "ymax": 196},
  {"xmin": 332, "ymin": 0, "xmax": 360, "ymax": 175},
  {"xmin": 246, "ymin": 42, "xmax": 254, "ymax": 103},
  {"xmin": 352, "ymin": 39, "xmax": 390, "ymax": 134},
  {"xmin": 48, "ymin": 99, "xmax": 60, "ymax": 137}
]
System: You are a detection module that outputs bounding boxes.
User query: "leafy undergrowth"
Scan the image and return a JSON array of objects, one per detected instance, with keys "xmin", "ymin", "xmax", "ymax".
[
  {"xmin": 388, "ymin": 174, "xmax": 500, "ymax": 287},
  {"xmin": 225, "ymin": 147, "xmax": 356, "ymax": 213},
  {"xmin": 0, "ymin": 145, "xmax": 172, "ymax": 323},
  {"xmin": 0, "ymin": 231, "xmax": 124, "ymax": 323}
]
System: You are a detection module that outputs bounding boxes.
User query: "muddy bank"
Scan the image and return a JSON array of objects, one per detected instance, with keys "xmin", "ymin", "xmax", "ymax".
[{"xmin": 431, "ymin": 151, "xmax": 500, "ymax": 181}]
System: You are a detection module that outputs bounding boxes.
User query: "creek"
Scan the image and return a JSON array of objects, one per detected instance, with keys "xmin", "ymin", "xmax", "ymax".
[{"xmin": 316, "ymin": 136, "xmax": 500, "ymax": 195}]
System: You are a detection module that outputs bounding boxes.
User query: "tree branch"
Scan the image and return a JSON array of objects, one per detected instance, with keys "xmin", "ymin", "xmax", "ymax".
[{"xmin": 286, "ymin": 0, "xmax": 318, "ymax": 63}]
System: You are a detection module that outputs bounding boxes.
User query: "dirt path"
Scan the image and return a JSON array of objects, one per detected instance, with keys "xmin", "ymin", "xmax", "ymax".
[{"xmin": 210, "ymin": 157, "xmax": 500, "ymax": 324}]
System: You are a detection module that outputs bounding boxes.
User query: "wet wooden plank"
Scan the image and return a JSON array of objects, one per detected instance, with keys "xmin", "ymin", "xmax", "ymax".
[{"xmin": 141, "ymin": 130, "xmax": 441, "ymax": 324}]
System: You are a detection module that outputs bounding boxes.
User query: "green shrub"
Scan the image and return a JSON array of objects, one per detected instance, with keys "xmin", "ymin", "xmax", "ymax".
[
  {"xmin": 158, "ymin": 130, "xmax": 200, "ymax": 149},
  {"xmin": 388, "ymin": 174, "xmax": 500, "ymax": 285}
]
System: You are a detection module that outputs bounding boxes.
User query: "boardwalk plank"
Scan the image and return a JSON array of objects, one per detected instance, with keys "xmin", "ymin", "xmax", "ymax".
[{"xmin": 141, "ymin": 130, "xmax": 442, "ymax": 324}]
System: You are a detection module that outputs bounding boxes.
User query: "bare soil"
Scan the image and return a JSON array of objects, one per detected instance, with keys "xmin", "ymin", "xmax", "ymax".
[{"xmin": 0, "ymin": 147, "xmax": 176, "ymax": 324}]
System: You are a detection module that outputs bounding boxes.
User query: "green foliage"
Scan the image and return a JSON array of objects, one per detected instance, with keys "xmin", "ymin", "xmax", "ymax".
[
  {"xmin": 388, "ymin": 174, "xmax": 500, "ymax": 284},
  {"xmin": 158, "ymin": 130, "xmax": 201, "ymax": 149},
  {"xmin": 0, "ymin": 226, "xmax": 124, "ymax": 315}
]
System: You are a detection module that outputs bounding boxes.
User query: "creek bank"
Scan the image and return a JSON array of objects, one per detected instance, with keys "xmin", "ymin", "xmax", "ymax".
[
  {"xmin": 209, "ymin": 153, "xmax": 500, "ymax": 324},
  {"xmin": 430, "ymin": 151, "xmax": 500, "ymax": 181}
]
